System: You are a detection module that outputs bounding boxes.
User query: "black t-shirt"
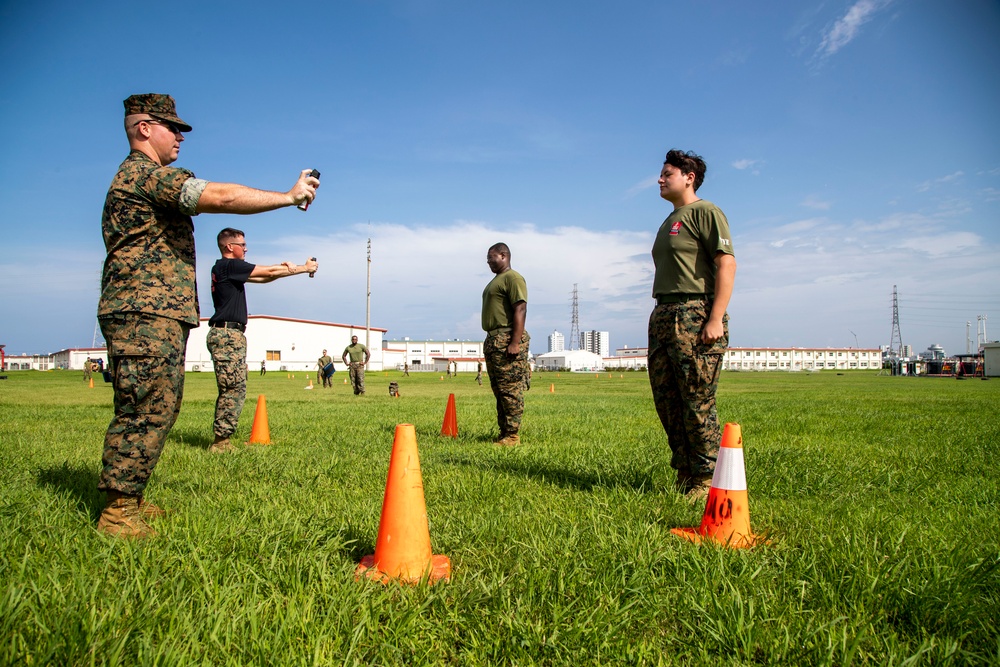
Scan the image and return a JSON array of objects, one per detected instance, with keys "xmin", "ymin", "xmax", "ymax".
[{"xmin": 209, "ymin": 258, "xmax": 255, "ymax": 325}]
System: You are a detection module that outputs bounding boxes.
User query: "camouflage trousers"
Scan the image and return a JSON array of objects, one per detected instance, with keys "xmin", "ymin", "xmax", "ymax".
[
  {"xmin": 349, "ymin": 362, "xmax": 366, "ymax": 395},
  {"xmin": 647, "ymin": 302, "xmax": 728, "ymax": 478},
  {"xmin": 484, "ymin": 330, "xmax": 531, "ymax": 437},
  {"xmin": 207, "ymin": 327, "xmax": 248, "ymax": 439},
  {"xmin": 98, "ymin": 313, "xmax": 191, "ymax": 496}
]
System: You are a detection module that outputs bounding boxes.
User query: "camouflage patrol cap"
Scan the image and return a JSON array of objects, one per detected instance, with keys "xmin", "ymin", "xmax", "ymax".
[{"xmin": 123, "ymin": 93, "xmax": 192, "ymax": 132}]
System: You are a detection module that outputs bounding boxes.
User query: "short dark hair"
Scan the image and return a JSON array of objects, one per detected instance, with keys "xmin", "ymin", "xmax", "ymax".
[
  {"xmin": 489, "ymin": 242, "xmax": 510, "ymax": 257},
  {"xmin": 217, "ymin": 227, "xmax": 245, "ymax": 251},
  {"xmin": 664, "ymin": 149, "xmax": 707, "ymax": 192}
]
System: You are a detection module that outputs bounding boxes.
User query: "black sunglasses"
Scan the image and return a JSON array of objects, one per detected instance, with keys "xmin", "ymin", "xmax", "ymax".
[{"xmin": 133, "ymin": 118, "xmax": 184, "ymax": 134}]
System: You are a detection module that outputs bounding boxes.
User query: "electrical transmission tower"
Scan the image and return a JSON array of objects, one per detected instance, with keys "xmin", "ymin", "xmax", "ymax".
[
  {"xmin": 569, "ymin": 284, "xmax": 580, "ymax": 350},
  {"xmin": 888, "ymin": 285, "xmax": 903, "ymax": 358}
]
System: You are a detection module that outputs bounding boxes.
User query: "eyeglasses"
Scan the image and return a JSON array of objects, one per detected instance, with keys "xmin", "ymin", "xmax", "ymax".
[
  {"xmin": 133, "ymin": 118, "xmax": 185, "ymax": 134},
  {"xmin": 227, "ymin": 242, "xmax": 247, "ymax": 248}
]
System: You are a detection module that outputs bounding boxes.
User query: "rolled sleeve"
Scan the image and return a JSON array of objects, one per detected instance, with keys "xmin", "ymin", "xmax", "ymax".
[{"xmin": 179, "ymin": 178, "xmax": 209, "ymax": 216}]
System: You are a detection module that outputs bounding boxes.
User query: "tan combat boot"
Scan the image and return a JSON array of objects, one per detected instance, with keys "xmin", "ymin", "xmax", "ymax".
[
  {"xmin": 495, "ymin": 434, "xmax": 521, "ymax": 446},
  {"xmin": 208, "ymin": 436, "xmax": 235, "ymax": 453},
  {"xmin": 138, "ymin": 496, "xmax": 166, "ymax": 519},
  {"xmin": 97, "ymin": 491, "xmax": 156, "ymax": 538},
  {"xmin": 685, "ymin": 475, "xmax": 714, "ymax": 502}
]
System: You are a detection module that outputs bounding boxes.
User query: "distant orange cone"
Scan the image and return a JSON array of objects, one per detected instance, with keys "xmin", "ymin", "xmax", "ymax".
[
  {"xmin": 440, "ymin": 393, "xmax": 458, "ymax": 437},
  {"xmin": 89, "ymin": 378, "xmax": 94, "ymax": 388},
  {"xmin": 248, "ymin": 395, "xmax": 271, "ymax": 445},
  {"xmin": 671, "ymin": 423, "xmax": 764, "ymax": 548},
  {"xmin": 306, "ymin": 379, "xmax": 313, "ymax": 389},
  {"xmin": 356, "ymin": 424, "xmax": 451, "ymax": 584}
]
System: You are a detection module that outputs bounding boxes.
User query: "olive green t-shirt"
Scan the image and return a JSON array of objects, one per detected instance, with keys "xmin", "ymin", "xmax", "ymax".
[
  {"xmin": 481, "ymin": 269, "xmax": 528, "ymax": 332},
  {"xmin": 343, "ymin": 343, "xmax": 368, "ymax": 363},
  {"xmin": 651, "ymin": 199, "xmax": 734, "ymax": 298}
]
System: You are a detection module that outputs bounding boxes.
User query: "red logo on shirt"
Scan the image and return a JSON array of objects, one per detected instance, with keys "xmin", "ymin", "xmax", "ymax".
[{"xmin": 669, "ymin": 221, "xmax": 682, "ymax": 236}]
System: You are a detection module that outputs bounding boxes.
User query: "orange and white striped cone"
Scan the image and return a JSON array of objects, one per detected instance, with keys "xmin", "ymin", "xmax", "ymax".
[{"xmin": 671, "ymin": 423, "xmax": 765, "ymax": 548}]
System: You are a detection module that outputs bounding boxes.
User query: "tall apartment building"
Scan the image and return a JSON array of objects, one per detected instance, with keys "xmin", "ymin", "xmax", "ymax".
[
  {"xmin": 580, "ymin": 330, "xmax": 610, "ymax": 357},
  {"xmin": 548, "ymin": 330, "xmax": 565, "ymax": 353}
]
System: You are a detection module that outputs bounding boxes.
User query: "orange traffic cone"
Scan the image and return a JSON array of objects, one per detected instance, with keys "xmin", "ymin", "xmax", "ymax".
[
  {"xmin": 440, "ymin": 393, "xmax": 458, "ymax": 438},
  {"xmin": 89, "ymin": 378, "xmax": 94, "ymax": 388},
  {"xmin": 356, "ymin": 424, "xmax": 451, "ymax": 584},
  {"xmin": 549, "ymin": 383, "xmax": 555, "ymax": 393},
  {"xmin": 671, "ymin": 423, "xmax": 764, "ymax": 548},
  {"xmin": 306, "ymin": 379, "xmax": 313, "ymax": 389},
  {"xmin": 247, "ymin": 395, "xmax": 272, "ymax": 445}
]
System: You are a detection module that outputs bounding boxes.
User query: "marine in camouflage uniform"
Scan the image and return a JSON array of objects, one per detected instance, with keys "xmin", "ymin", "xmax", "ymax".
[
  {"xmin": 482, "ymin": 243, "xmax": 530, "ymax": 446},
  {"xmin": 649, "ymin": 149, "xmax": 736, "ymax": 499},
  {"xmin": 96, "ymin": 93, "xmax": 320, "ymax": 537},
  {"xmin": 342, "ymin": 336, "xmax": 370, "ymax": 395}
]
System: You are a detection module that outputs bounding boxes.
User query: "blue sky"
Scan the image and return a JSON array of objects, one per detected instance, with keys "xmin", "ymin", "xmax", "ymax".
[{"xmin": 1, "ymin": 0, "xmax": 998, "ymax": 358}]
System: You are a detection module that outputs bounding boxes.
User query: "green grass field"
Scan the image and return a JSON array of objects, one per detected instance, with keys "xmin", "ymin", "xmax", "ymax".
[{"xmin": 1, "ymin": 369, "xmax": 998, "ymax": 666}]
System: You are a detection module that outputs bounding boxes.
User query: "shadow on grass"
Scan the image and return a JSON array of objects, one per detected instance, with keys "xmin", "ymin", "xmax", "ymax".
[
  {"xmin": 437, "ymin": 451, "xmax": 658, "ymax": 492},
  {"xmin": 36, "ymin": 462, "xmax": 101, "ymax": 519},
  {"xmin": 169, "ymin": 426, "xmax": 218, "ymax": 450},
  {"xmin": 334, "ymin": 520, "xmax": 376, "ymax": 563}
]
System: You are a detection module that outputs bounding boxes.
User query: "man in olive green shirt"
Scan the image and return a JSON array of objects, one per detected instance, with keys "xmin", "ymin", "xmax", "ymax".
[
  {"xmin": 482, "ymin": 242, "xmax": 530, "ymax": 446},
  {"xmin": 342, "ymin": 336, "xmax": 370, "ymax": 395}
]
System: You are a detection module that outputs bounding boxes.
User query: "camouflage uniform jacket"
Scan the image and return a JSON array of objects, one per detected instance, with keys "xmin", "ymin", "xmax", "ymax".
[{"xmin": 98, "ymin": 150, "xmax": 207, "ymax": 325}]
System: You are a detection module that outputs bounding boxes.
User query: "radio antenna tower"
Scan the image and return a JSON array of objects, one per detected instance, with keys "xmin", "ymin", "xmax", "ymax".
[
  {"xmin": 569, "ymin": 284, "xmax": 580, "ymax": 350},
  {"xmin": 888, "ymin": 285, "xmax": 903, "ymax": 358}
]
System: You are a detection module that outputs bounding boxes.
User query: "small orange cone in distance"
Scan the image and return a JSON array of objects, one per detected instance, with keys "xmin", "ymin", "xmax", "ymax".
[
  {"xmin": 549, "ymin": 383, "xmax": 555, "ymax": 393},
  {"xmin": 89, "ymin": 378, "xmax": 94, "ymax": 388},
  {"xmin": 248, "ymin": 394, "xmax": 272, "ymax": 445},
  {"xmin": 356, "ymin": 424, "xmax": 451, "ymax": 584},
  {"xmin": 672, "ymin": 423, "xmax": 764, "ymax": 548},
  {"xmin": 440, "ymin": 393, "xmax": 458, "ymax": 438},
  {"xmin": 307, "ymin": 379, "xmax": 313, "ymax": 389}
]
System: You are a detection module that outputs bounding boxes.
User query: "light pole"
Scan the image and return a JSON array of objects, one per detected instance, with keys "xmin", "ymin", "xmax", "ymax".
[{"xmin": 849, "ymin": 330, "xmax": 859, "ymax": 349}]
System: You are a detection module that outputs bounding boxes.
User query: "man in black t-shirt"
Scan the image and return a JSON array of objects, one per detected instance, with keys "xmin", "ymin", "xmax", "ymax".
[{"xmin": 207, "ymin": 227, "xmax": 318, "ymax": 452}]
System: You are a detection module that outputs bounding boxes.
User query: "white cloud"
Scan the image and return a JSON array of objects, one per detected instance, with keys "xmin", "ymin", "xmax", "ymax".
[
  {"xmin": 732, "ymin": 159, "xmax": 761, "ymax": 171},
  {"xmin": 801, "ymin": 195, "xmax": 832, "ymax": 210},
  {"xmin": 625, "ymin": 175, "xmax": 659, "ymax": 199},
  {"xmin": 817, "ymin": 0, "xmax": 891, "ymax": 59},
  {"xmin": 916, "ymin": 171, "xmax": 964, "ymax": 192}
]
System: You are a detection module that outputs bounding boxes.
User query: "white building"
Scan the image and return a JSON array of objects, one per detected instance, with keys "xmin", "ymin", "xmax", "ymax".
[
  {"xmin": 382, "ymin": 338, "xmax": 485, "ymax": 371},
  {"xmin": 185, "ymin": 315, "xmax": 387, "ymax": 373},
  {"xmin": 983, "ymin": 342, "xmax": 1000, "ymax": 377},
  {"xmin": 548, "ymin": 330, "xmax": 565, "ymax": 353},
  {"xmin": 2, "ymin": 347, "xmax": 108, "ymax": 371},
  {"xmin": 723, "ymin": 347, "xmax": 883, "ymax": 371},
  {"xmin": 581, "ymin": 330, "xmax": 610, "ymax": 357},
  {"xmin": 535, "ymin": 349, "xmax": 604, "ymax": 372}
]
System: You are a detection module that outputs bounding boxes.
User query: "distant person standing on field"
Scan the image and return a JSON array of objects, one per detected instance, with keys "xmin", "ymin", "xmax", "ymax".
[
  {"xmin": 317, "ymin": 349, "xmax": 334, "ymax": 388},
  {"xmin": 96, "ymin": 92, "xmax": 319, "ymax": 538},
  {"xmin": 482, "ymin": 242, "xmax": 530, "ymax": 446},
  {"xmin": 647, "ymin": 149, "xmax": 735, "ymax": 500},
  {"xmin": 342, "ymin": 335, "xmax": 370, "ymax": 395},
  {"xmin": 206, "ymin": 228, "xmax": 317, "ymax": 453},
  {"xmin": 260, "ymin": 359, "xmax": 266, "ymax": 376}
]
